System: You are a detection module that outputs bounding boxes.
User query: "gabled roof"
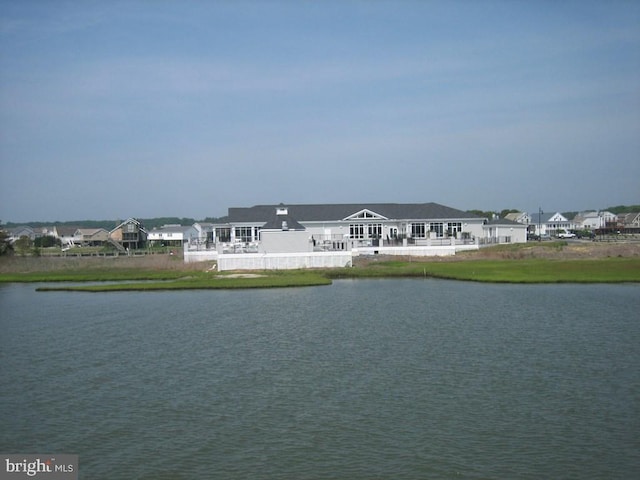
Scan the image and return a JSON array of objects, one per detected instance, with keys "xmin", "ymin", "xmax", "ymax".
[
  {"xmin": 262, "ymin": 209, "xmax": 306, "ymax": 231},
  {"xmin": 504, "ymin": 212, "xmax": 528, "ymax": 222},
  {"xmin": 228, "ymin": 203, "xmax": 482, "ymax": 223},
  {"xmin": 54, "ymin": 226, "xmax": 81, "ymax": 237},
  {"xmin": 343, "ymin": 208, "xmax": 389, "ymax": 221},
  {"xmin": 9, "ymin": 225, "xmax": 35, "ymax": 235},
  {"xmin": 75, "ymin": 228, "xmax": 108, "ymax": 236},
  {"xmin": 111, "ymin": 218, "xmax": 147, "ymax": 234},
  {"xmin": 485, "ymin": 218, "xmax": 524, "ymax": 226},
  {"xmin": 620, "ymin": 212, "xmax": 640, "ymax": 224},
  {"xmin": 530, "ymin": 212, "xmax": 567, "ymax": 224}
]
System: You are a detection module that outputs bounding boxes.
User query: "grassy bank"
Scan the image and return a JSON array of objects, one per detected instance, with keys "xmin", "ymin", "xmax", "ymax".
[
  {"xmin": 329, "ymin": 257, "xmax": 640, "ymax": 283},
  {"xmin": 36, "ymin": 271, "xmax": 332, "ymax": 292},
  {"xmin": 1, "ymin": 245, "xmax": 639, "ymax": 291}
]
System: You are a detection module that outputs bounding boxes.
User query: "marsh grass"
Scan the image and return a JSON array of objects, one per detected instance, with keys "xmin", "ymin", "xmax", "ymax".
[
  {"xmin": 36, "ymin": 270, "xmax": 331, "ymax": 292},
  {"xmin": 330, "ymin": 257, "xmax": 640, "ymax": 283},
  {"xmin": 2, "ymin": 246, "xmax": 639, "ymax": 290}
]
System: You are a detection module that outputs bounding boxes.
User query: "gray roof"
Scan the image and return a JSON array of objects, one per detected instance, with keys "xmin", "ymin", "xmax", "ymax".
[
  {"xmin": 530, "ymin": 212, "xmax": 566, "ymax": 224},
  {"xmin": 262, "ymin": 210, "xmax": 306, "ymax": 231},
  {"xmin": 228, "ymin": 202, "xmax": 482, "ymax": 223},
  {"xmin": 150, "ymin": 225, "xmax": 194, "ymax": 234}
]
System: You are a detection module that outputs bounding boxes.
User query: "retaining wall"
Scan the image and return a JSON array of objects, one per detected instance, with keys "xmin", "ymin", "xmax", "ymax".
[
  {"xmin": 217, "ymin": 252, "xmax": 353, "ymax": 271},
  {"xmin": 353, "ymin": 244, "xmax": 479, "ymax": 257},
  {"xmin": 183, "ymin": 249, "xmax": 219, "ymax": 264}
]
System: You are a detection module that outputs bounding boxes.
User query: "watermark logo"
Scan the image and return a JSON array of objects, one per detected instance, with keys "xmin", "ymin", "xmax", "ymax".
[{"xmin": 1, "ymin": 455, "xmax": 77, "ymax": 480}]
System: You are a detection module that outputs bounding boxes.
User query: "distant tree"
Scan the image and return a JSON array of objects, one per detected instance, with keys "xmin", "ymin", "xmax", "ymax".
[
  {"xmin": 606, "ymin": 205, "xmax": 640, "ymax": 214},
  {"xmin": 201, "ymin": 216, "xmax": 226, "ymax": 223},
  {"xmin": 13, "ymin": 236, "xmax": 32, "ymax": 256},
  {"xmin": 0, "ymin": 226, "xmax": 12, "ymax": 256},
  {"xmin": 500, "ymin": 209, "xmax": 520, "ymax": 218},
  {"xmin": 34, "ymin": 235, "xmax": 60, "ymax": 248},
  {"xmin": 467, "ymin": 210, "xmax": 497, "ymax": 220}
]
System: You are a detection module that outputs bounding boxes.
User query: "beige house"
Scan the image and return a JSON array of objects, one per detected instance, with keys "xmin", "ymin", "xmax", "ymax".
[{"xmin": 75, "ymin": 228, "xmax": 109, "ymax": 246}]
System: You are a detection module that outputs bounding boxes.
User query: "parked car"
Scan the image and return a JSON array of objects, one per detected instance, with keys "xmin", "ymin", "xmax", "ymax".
[{"xmin": 558, "ymin": 232, "xmax": 576, "ymax": 239}]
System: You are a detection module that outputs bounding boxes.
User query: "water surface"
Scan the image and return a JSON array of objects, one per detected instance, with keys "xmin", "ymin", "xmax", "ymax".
[{"xmin": 1, "ymin": 280, "xmax": 639, "ymax": 479}]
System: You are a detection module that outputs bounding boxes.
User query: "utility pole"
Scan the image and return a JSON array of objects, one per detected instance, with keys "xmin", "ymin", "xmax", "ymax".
[{"xmin": 538, "ymin": 207, "xmax": 543, "ymax": 242}]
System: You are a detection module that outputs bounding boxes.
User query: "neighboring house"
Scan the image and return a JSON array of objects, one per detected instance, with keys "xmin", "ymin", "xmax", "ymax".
[
  {"xmin": 75, "ymin": 228, "xmax": 109, "ymax": 246},
  {"xmin": 504, "ymin": 212, "xmax": 531, "ymax": 225},
  {"xmin": 7, "ymin": 226, "xmax": 38, "ymax": 243},
  {"xmin": 619, "ymin": 212, "xmax": 640, "ymax": 230},
  {"xmin": 148, "ymin": 224, "xmax": 198, "ymax": 247},
  {"xmin": 193, "ymin": 222, "xmax": 215, "ymax": 246},
  {"xmin": 572, "ymin": 211, "xmax": 602, "ymax": 230},
  {"xmin": 599, "ymin": 211, "xmax": 618, "ymax": 228},
  {"xmin": 52, "ymin": 226, "xmax": 82, "ymax": 246},
  {"xmin": 483, "ymin": 218, "xmax": 527, "ymax": 244},
  {"xmin": 572, "ymin": 211, "xmax": 619, "ymax": 231},
  {"xmin": 529, "ymin": 212, "xmax": 571, "ymax": 237},
  {"xmin": 216, "ymin": 202, "xmax": 489, "ymax": 249},
  {"xmin": 110, "ymin": 218, "xmax": 147, "ymax": 250}
]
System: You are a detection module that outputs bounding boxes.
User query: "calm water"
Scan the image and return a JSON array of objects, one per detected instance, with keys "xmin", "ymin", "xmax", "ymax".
[{"xmin": 1, "ymin": 279, "xmax": 639, "ymax": 479}]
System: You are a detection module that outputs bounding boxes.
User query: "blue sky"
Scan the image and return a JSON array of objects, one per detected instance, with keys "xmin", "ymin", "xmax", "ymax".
[{"xmin": 1, "ymin": 1, "xmax": 638, "ymax": 222}]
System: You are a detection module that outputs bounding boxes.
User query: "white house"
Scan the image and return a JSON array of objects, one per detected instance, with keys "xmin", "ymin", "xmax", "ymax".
[
  {"xmin": 193, "ymin": 222, "xmax": 215, "ymax": 247},
  {"xmin": 147, "ymin": 224, "xmax": 198, "ymax": 247},
  {"xmin": 572, "ymin": 211, "xmax": 618, "ymax": 230},
  {"xmin": 52, "ymin": 226, "xmax": 82, "ymax": 247},
  {"xmin": 483, "ymin": 218, "xmax": 528, "ymax": 244},
  {"xmin": 217, "ymin": 202, "xmax": 488, "ymax": 250},
  {"xmin": 504, "ymin": 212, "xmax": 531, "ymax": 225},
  {"xmin": 7, "ymin": 226, "xmax": 38, "ymax": 243},
  {"xmin": 573, "ymin": 211, "xmax": 601, "ymax": 230},
  {"xmin": 529, "ymin": 212, "xmax": 571, "ymax": 237}
]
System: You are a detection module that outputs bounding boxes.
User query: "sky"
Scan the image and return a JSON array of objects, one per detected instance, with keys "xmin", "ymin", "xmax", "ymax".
[{"xmin": 1, "ymin": 0, "xmax": 639, "ymax": 223}]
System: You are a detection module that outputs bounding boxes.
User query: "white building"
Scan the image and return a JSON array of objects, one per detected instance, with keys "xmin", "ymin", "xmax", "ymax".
[
  {"xmin": 218, "ymin": 202, "xmax": 488, "ymax": 249},
  {"xmin": 529, "ymin": 212, "xmax": 571, "ymax": 237},
  {"xmin": 148, "ymin": 224, "xmax": 198, "ymax": 247},
  {"xmin": 483, "ymin": 218, "xmax": 528, "ymax": 244}
]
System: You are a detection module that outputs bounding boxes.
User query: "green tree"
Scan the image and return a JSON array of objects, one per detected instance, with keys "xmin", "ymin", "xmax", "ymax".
[
  {"xmin": 0, "ymin": 226, "xmax": 13, "ymax": 256},
  {"xmin": 500, "ymin": 209, "xmax": 520, "ymax": 218},
  {"xmin": 13, "ymin": 236, "xmax": 32, "ymax": 256},
  {"xmin": 467, "ymin": 210, "xmax": 497, "ymax": 219},
  {"xmin": 34, "ymin": 235, "xmax": 60, "ymax": 248}
]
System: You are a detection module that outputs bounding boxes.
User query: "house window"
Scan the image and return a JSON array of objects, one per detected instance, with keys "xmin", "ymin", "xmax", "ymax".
[
  {"xmin": 368, "ymin": 224, "xmax": 382, "ymax": 238},
  {"xmin": 216, "ymin": 227, "xmax": 231, "ymax": 242},
  {"xmin": 448, "ymin": 222, "xmax": 462, "ymax": 236},
  {"xmin": 429, "ymin": 222, "xmax": 444, "ymax": 237},
  {"xmin": 411, "ymin": 223, "xmax": 426, "ymax": 238},
  {"xmin": 350, "ymin": 224, "xmax": 365, "ymax": 239},
  {"xmin": 235, "ymin": 227, "xmax": 253, "ymax": 242}
]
